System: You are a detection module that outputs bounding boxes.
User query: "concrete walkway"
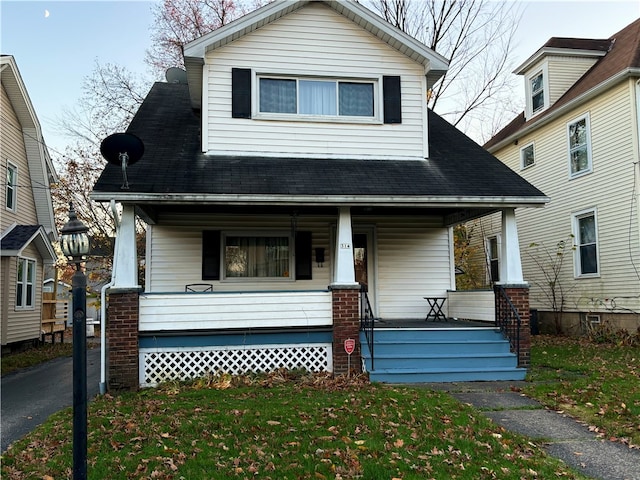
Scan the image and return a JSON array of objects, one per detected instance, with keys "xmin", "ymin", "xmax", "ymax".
[{"xmin": 425, "ymin": 381, "xmax": 640, "ymax": 480}]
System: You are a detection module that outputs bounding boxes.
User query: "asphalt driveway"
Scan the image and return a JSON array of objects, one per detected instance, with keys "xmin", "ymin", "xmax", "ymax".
[{"xmin": 1, "ymin": 347, "xmax": 101, "ymax": 452}]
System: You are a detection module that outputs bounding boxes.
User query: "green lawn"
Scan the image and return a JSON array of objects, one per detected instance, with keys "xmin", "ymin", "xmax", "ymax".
[
  {"xmin": 524, "ymin": 335, "xmax": 640, "ymax": 448},
  {"xmin": 2, "ymin": 372, "xmax": 588, "ymax": 479}
]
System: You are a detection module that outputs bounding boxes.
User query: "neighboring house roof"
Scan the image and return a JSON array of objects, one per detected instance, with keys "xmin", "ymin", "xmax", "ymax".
[
  {"xmin": 182, "ymin": 0, "xmax": 450, "ymax": 109},
  {"xmin": 0, "ymin": 55, "xmax": 58, "ymax": 240},
  {"xmin": 92, "ymin": 82, "xmax": 547, "ymax": 208},
  {"xmin": 485, "ymin": 18, "xmax": 640, "ymax": 152},
  {"xmin": 0, "ymin": 224, "xmax": 57, "ymax": 263}
]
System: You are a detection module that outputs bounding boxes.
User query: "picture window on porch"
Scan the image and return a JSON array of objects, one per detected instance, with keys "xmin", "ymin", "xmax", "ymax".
[
  {"xmin": 202, "ymin": 230, "xmax": 313, "ymax": 281},
  {"xmin": 16, "ymin": 257, "xmax": 36, "ymax": 308},
  {"xmin": 225, "ymin": 235, "xmax": 291, "ymax": 279}
]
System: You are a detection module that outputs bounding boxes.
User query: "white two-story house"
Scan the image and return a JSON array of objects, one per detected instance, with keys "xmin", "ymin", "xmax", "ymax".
[
  {"xmin": 92, "ymin": 0, "xmax": 547, "ymax": 390},
  {"xmin": 480, "ymin": 18, "xmax": 640, "ymax": 335}
]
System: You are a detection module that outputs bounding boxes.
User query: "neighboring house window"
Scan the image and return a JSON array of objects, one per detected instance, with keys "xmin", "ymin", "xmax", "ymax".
[
  {"xmin": 525, "ymin": 65, "xmax": 548, "ymax": 118},
  {"xmin": 573, "ymin": 209, "xmax": 599, "ymax": 276},
  {"xmin": 6, "ymin": 163, "xmax": 17, "ymax": 211},
  {"xmin": 568, "ymin": 114, "xmax": 592, "ymax": 177},
  {"xmin": 486, "ymin": 235, "xmax": 500, "ymax": 283},
  {"xmin": 258, "ymin": 77, "xmax": 375, "ymax": 118},
  {"xmin": 16, "ymin": 258, "xmax": 36, "ymax": 308},
  {"xmin": 520, "ymin": 143, "xmax": 535, "ymax": 169}
]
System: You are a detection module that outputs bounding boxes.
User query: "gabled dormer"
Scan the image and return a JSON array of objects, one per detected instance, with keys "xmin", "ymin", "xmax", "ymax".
[
  {"xmin": 515, "ymin": 38, "xmax": 611, "ymax": 120},
  {"xmin": 183, "ymin": 0, "xmax": 448, "ymax": 160}
]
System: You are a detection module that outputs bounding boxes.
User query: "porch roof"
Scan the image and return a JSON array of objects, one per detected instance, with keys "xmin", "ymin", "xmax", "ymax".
[{"xmin": 92, "ymin": 82, "xmax": 548, "ymax": 210}]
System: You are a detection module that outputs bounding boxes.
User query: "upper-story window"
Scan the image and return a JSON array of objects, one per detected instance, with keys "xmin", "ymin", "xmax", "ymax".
[
  {"xmin": 258, "ymin": 76, "xmax": 375, "ymax": 118},
  {"xmin": 530, "ymin": 72, "xmax": 544, "ymax": 114},
  {"xmin": 231, "ymin": 68, "xmax": 402, "ymax": 124},
  {"xmin": 6, "ymin": 163, "xmax": 17, "ymax": 211},
  {"xmin": 16, "ymin": 257, "xmax": 36, "ymax": 308},
  {"xmin": 567, "ymin": 114, "xmax": 592, "ymax": 178},
  {"xmin": 520, "ymin": 143, "xmax": 535, "ymax": 169}
]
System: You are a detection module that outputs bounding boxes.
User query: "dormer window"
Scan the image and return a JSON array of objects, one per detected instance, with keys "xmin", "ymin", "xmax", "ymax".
[
  {"xmin": 524, "ymin": 64, "xmax": 549, "ymax": 118},
  {"xmin": 531, "ymin": 73, "xmax": 544, "ymax": 113},
  {"xmin": 258, "ymin": 76, "xmax": 375, "ymax": 118}
]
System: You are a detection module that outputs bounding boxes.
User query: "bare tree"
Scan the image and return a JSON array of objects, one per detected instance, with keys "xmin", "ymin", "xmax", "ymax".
[{"xmin": 363, "ymin": 0, "xmax": 523, "ymax": 142}]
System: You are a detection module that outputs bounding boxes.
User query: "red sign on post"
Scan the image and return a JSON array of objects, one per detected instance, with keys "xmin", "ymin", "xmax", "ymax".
[{"xmin": 344, "ymin": 338, "xmax": 355, "ymax": 355}]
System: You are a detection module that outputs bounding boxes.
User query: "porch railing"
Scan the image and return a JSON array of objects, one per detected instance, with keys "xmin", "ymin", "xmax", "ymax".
[
  {"xmin": 494, "ymin": 285, "xmax": 521, "ymax": 365},
  {"xmin": 360, "ymin": 286, "xmax": 375, "ymax": 370}
]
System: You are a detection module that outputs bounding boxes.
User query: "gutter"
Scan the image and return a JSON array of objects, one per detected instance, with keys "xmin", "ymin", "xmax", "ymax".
[
  {"xmin": 99, "ymin": 200, "xmax": 120, "ymax": 395},
  {"xmin": 487, "ymin": 68, "xmax": 640, "ymax": 154},
  {"xmin": 90, "ymin": 192, "xmax": 549, "ymax": 208}
]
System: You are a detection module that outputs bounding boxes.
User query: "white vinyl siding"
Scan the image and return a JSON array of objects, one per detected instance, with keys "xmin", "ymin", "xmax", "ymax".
[
  {"xmin": 487, "ymin": 80, "xmax": 640, "ymax": 314},
  {"xmin": 545, "ymin": 55, "xmax": 600, "ymax": 105},
  {"xmin": 139, "ymin": 291, "xmax": 332, "ymax": 331},
  {"xmin": 373, "ymin": 216, "xmax": 451, "ymax": 319},
  {"xmin": 204, "ymin": 3, "xmax": 427, "ymax": 158}
]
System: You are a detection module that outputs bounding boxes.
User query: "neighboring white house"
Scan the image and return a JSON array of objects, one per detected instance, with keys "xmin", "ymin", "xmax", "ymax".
[
  {"xmin": 92, "ymin": 0, "xmax": 547, "ymax": 390},
  {"xmin": 1, "ymin": 55, "xmax": 58, "ymax": 350},
  {"xmin": 478, "ymin": 18, "xmax": 640, "ymax": 334}
]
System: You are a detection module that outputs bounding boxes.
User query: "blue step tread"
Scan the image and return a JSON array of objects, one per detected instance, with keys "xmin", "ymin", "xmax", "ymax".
[
  {"xmin": 368, "ymin": 367, "xmax": 527, "ymax": 383},
  {"xmin": 361, "ymin": 352, "xmax": 516, "ymax": 360}
]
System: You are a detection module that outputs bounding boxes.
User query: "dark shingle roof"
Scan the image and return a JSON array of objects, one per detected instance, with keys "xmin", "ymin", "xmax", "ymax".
[
  {"xmin": 1, "ymin": 225, "xmax": 40, "ymax": 251},
  {"xmin": 93, "ymin": 82, "xmax": 544, "ymax": 200},
  {"xmin": 485, "ymin": 18, "xmax": 640, "ymax": 151}
]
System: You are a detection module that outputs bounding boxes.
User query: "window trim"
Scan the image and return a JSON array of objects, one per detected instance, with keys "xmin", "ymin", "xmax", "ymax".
[
  {"xmin": 524, "ymin": 64, "xmax": 549, "ymax": 118},
  {"xmin": 254, "ymin": 73, "xmax": 381, "ymax": 124},
  {"xmin": 6, "ymin": 162, "xmax": 17, "ymax": 212},
  {"xmin": 567, "ymin": 113, "xmax": 593, "ymax": 179},
  {"xmin": 572, "ymin": 208, "xmax": 600, "ymax": 278},
  {"xmin": 16, "ymin": 257, "xmax": 36, "ymax": 309},
  {"xmin": 221, "ymin": 230, "xmax": 295, "ymax": 282},
  {"xmin": 520, "ymin": 142, "xmax": 535, "ymax": 170}
]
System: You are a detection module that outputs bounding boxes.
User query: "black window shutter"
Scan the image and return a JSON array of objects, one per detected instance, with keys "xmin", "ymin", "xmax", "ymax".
[
  {"xmin": 295, "ymin": 231, "xmax": 312, "ymax": 280},
  {"xmin": 232, "ymin": 68, "xmax": 252, "ymax": 118},
  {"xmin": 383, "ymin": 75, "xmax": 402, "ymax": 124},
  {"xmin": 202, "ymin": 231, "xmax": 221, "ymax": 280}
]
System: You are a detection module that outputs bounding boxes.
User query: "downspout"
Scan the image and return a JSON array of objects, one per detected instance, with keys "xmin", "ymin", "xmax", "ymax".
[{"xmin": 99, "ymin": 200, "xmax": 120, "ymax": 395}]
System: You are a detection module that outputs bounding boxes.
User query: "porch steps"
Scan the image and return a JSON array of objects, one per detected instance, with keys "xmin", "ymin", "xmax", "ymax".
[{"xmin": 360, "ymin": 327, "xmax": 526, "ymax": 383}]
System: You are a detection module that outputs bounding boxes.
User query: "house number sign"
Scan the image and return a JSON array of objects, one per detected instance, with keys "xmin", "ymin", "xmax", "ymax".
[{"xmin": 340, "ymin": 243, "xmax": 351, "ymax": 249}]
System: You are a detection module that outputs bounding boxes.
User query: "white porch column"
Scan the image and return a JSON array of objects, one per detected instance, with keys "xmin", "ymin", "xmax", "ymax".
[
  {"xmin": 499, "ymin": 208, "xmax": 526, "ymax": 285},
  {"xmin": 112, "ymin": 204, "xmax": 140, "ymax": 289},
  {"xmin": 332, "ymin": 207, "xmax": 358, "ymax": 286}
]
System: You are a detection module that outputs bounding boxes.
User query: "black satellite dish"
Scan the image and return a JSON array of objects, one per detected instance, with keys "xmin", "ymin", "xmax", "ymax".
[{"xmin": 100, "ymin": 133, "xmax": 144, "ymax": 190}]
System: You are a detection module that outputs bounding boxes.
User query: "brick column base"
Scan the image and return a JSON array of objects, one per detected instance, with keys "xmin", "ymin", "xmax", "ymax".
[
  {"xmin": 107, "ymin": 289, "xmax": 140, "ymax": 391},
  {"xmin": 495, "ymin": 285, "xmax": 531, "ymax": 368},
  {"xmin": 331, "ymin": 285, "xmax": 362, "ymax": 376}
]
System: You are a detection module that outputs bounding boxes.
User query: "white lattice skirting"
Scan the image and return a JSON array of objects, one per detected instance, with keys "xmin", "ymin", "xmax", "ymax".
[{"xmin": 139, "ymin": 343, "xmax": 333, "ymax": 387}]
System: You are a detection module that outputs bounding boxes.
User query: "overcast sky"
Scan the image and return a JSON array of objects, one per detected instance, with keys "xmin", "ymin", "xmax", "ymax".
[{"xmin": 1, "ymin": 0, "xmax": 639, "ymax": 154}]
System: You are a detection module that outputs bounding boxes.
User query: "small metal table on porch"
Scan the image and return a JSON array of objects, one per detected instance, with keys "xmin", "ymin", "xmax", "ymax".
[{"xmin": 424, "ymin": 297, "xmax": 447, "ymax": 322}]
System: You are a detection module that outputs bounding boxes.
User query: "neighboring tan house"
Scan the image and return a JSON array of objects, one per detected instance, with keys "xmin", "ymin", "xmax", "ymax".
[
  {"xmin": 1, "ymin": 55, "xmax": 58, "ymax": 349},
  {"xmin": 92, "ymin": 0, "xmax": 547, "ymax": 390},
  {"xmin": 478, "ymin": 19, "xmax": 640, "ymax": 334}
]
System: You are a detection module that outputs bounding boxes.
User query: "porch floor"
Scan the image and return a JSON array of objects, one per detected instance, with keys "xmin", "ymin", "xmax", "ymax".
[{"xmin": 374, "ymin": 318, "xmax": 496, "ymax": 329}]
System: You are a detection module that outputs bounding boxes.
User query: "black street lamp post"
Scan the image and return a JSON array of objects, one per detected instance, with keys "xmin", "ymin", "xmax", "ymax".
[{"xmin": 60, "ymin": 203, "xmax": 90, "ymax": 480}]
